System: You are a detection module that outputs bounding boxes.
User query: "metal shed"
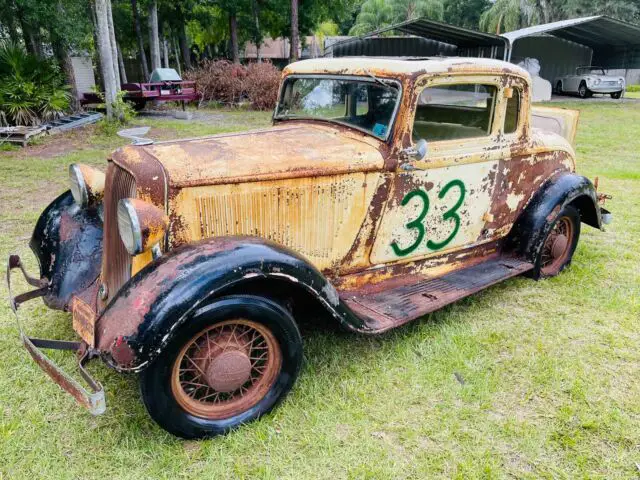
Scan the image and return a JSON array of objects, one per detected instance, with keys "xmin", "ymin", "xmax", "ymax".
[{"xmin": 328, "ymin": 18, "xmax": 508, "ymax": 60}]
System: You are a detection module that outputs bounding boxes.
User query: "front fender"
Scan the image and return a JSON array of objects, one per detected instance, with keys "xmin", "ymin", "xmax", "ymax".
[
  {"xmin": 96, "ymin": 236, "xmax": 364, "ymax": 371},
  {"xmin": 29, "ymin": 191, "xmax": 103, "ymax": 310},
  {"xmin": 508, "ymin": 172, "xmax": 601, "ymax": 261}
]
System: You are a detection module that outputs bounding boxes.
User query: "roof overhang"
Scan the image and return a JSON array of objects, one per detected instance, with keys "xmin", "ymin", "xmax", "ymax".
[{"xmin": 502, "ymin": 16, "xmax": 640, "ymax": 49}]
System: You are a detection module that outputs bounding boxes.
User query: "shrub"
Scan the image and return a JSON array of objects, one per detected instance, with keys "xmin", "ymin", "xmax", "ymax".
[
  {"xmin": 244, "ymin": 62, "xmax": 281, "ymax": 110},
  {"xmin": 626, "ymin": 84, "xmax": 640, "ymax": 92},
  {"xmin": 185, "ymin": 59, "xmax": 247, "ymax": 104},
  {"xmin": 0, "ymin": 42, "xmax": 70, "ymax": 126},
  {"xmin": 185, "ymin": 60, "xmax": 281, "ymax": 110}
]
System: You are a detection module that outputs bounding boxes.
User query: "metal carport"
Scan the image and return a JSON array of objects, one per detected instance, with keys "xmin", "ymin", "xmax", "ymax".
[{"xmin": 502, "ymin": 16, "xmax": 640, "ymax": 84}]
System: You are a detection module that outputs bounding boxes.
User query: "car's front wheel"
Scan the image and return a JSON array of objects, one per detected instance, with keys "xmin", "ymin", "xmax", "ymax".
[
  {"xmin": 140, "ymin": 295, "xmax": 303, "ymax": 439},
  {"xmin": 578, "ymin": 82, "xmax": 591, "ymax": 98},
  {"xmin": 533, "ymin": 205, "xmax": 581, "ymax": 278},
  {"xmin": 610, "ymin": 91, "xmax": 622, "ymax": 99}
]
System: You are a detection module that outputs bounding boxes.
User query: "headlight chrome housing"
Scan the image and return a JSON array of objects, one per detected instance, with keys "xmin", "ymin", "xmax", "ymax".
[
  {"xmin": 69, "ymin": 164, "xmax": 105, "ymax": 207},
  {"xmin": 117, "ymin": 198, "xmax": 169, "ymax": 256}
]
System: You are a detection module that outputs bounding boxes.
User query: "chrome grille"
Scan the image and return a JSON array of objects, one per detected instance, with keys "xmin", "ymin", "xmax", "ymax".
[{"xmin": 100, "ymin": 163, "xmax": 135, "ymax": 307}]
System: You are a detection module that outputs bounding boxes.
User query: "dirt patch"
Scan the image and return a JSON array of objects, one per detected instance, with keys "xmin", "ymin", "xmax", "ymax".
[{"xmin": 0, "ymin": 126, "xmax": 96, "ymax": 160}]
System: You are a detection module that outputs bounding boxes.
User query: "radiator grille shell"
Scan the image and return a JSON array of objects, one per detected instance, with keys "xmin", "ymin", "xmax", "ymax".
[{"xmin": 100, "ymin": 163, "xmax": 136, "ymax": 308}]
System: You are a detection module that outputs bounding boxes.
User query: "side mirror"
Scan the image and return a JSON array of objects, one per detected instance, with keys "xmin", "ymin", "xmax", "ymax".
[{"xmin": 402, "ymin": 139, "xmax": 428, "ymax": 161}]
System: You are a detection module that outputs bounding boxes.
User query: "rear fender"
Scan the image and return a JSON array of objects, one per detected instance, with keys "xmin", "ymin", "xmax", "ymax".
[
  {"xmin": 507, "ymin": 172, "xmax": 601, "ymax": 261},
  {"xmin": 96, "ymin": 236, "xmax": 365, "ymax": 371},
  {"xmin": 29, "ymin": 191, "xmax": 103, "ymax": 310}
]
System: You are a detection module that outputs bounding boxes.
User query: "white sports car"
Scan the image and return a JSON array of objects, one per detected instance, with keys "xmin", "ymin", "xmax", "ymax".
[{"xmin": 555, "ymin": 66, "xmax": 625, "ymax": 99}]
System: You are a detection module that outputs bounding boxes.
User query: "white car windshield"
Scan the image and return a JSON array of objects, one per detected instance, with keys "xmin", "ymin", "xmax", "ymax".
[
  {"xmin": 577, "ymin": 67, "xmax": 606, "ymax": 75},
  {"xmin": 275, "ymin": 76, "xmax": 400, "ymax": 140}
]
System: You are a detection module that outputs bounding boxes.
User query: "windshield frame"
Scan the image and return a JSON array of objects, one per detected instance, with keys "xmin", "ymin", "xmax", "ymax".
[
  {"xmin": 273, "ymin": 74, "xmax": 403, "ymax": 143},
  {"xmin": 577, "ymin": 67, "xmax": 605, "ymax": 76}
]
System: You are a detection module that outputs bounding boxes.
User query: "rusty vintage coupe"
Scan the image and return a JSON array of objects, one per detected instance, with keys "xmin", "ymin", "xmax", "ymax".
[{"xmin": 7, "ymin": 57, "xmax": 611, "ymax": 438}]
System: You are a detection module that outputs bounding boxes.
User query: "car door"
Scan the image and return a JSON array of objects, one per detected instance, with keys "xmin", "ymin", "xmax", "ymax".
[{"xmin": 370, "ymin": 75, "xmax": 511, "ymax": 265}]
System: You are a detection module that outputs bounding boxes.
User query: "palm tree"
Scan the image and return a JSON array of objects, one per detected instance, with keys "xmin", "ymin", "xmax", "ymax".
[{"xmin": 349, "ymin": 0, "xmax": 394, "ymax": 35}]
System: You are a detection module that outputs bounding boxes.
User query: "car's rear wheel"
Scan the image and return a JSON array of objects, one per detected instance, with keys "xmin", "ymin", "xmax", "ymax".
[
  {"xmin": 556, "ymin": 81, "xmax": 563, "ymax": 94},
  {"xmin": 611, "ymin": 91, "xmax": 622, "ymax": 99},
  {"xmin": 578, "ymin": 82, "xmax": 591, "ymax": 99},
  {"xmin": 140, "ymin": 295, "xmax": 303, "ymax": 439},
  {"xmin": 533, "ymin": 205, "xmax": 581, "ymax": 278}
]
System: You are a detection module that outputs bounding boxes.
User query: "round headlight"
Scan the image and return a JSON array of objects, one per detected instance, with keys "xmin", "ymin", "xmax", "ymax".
[
  {"xmin": 69, "ymin": 164, "xmax": 88, "ymax": 207},
  {"xmin": 117, "ymin": 198, "xmax": 169, "ymax": 256},
  {"xmin": 118, "ymin": 199, "xmax": 143, "ymax": 255}
]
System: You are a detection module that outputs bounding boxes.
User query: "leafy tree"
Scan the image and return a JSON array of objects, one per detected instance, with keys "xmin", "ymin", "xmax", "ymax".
[
  {"xmin": 349, "ymin": 0, "xmax": 443, "ymax": 36},
  {"xmin": 443, "ymin": 0, "xmax": 491, "ymax": 30}
]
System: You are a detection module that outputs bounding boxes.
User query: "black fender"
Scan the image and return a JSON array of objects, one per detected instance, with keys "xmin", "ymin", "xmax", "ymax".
[
  {"xmin": 96, "ymin": 236, "xmax": 366, "ymax": 371},
  {"xmin": 29, "ymin": 190, "xmax": 103, "ymax": 310},
  {"xmin": 507, "ymin": 172, "xmax": 601, "ymax": 262}
]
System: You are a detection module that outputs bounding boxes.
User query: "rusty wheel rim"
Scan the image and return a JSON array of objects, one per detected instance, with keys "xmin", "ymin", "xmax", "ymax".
[
  {"xmin": 540, "ymin": 216, "xmax": 573, "ymax": 276},
  {"xmin": 171, "ymin": 319, "xmax": 281, "ymax": 419}
]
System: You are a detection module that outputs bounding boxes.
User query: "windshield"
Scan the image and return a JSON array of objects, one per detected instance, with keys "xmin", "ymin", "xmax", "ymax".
[
  {"xmin": 274, "ymin": 76, "xmax": 400, "ymax": 140},
  {"xmin": 578, "ymin": 67, "xmax": 605, "ymax": 75}
]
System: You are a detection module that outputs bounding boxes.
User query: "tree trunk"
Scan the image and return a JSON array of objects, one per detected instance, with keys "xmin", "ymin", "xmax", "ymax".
[
  {"xmin": 163, "ymin": 38, "xmax": 169, "ymax": 68},
  {"xmin": 229, "ymin": 12, "xmax": 239, "ymax": 64},
  {"xmin": 106, "ymin": 0, "xmax": 121, "ymax": 90},
  {"xmin": 148, "ymin": 1, "xmax": 161, "ymax": 71},
  {"xmin": 89, "ymin": 1, "xmax": 103, "ymax": 90},
  {"xmin": 251, "ymin": 0, "xmax": 262, "ymax": 62},
  {"xmin": 178, "ymin": 24, "xmax": 192, "ymax": 70},
  {"xmin": 52, "ymin": 37, "xmax": 79, "ymax": 111},
  {"xmin": 173, "ymin": 36, "xmax": 181, "ymax": 76},
  {"xmin": 290, "ymin": 0, "xmax": 299, "ymax": 63},
  {"xmin": 117, "ymin": 42, "xmax": 128, "ymax": 83},
  {"xmin": 131, "ymin": 0, "xmax": 149, "ymax": 80},
  {"xmin": 94, "ymin": 0, "xmax": 117, "ymax": 120}
]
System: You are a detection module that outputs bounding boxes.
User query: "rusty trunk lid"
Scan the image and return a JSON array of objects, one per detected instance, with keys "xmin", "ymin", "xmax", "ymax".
[{"xmin": 114, "ymin": 123, "xmax": 385, "ymax": 188}]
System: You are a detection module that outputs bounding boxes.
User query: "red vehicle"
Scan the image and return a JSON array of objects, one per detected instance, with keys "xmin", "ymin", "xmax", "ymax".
[{"xmin": 81, "ymin": 68, "xmax": 200, "ymax": 110}]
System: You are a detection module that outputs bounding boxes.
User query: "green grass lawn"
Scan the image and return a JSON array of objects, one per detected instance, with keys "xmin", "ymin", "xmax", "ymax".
[{"xmin": 1, "ymin": 103, "xmax": 639, "ymax": 479}]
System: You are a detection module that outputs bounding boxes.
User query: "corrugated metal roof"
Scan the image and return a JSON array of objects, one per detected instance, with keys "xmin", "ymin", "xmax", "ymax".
[
  {"xmin": 332, "ymin": 18, "xmax": 507, "ymax": 50},
  {"xmin": 502, "ymin": 16, "xmax": 640, "ymax": 48}
]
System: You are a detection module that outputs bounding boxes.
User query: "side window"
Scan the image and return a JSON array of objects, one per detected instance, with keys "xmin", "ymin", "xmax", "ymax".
[
  {"xmin": 412, "ymin": 84, "xmax": 497, "ymax": 143},
  {"xmin": 504, "ymin": 87, "xmax": 521, "ymax": 134}
]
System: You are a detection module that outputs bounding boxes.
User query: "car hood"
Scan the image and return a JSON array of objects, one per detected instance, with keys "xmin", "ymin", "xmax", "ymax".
[{"xmin": 115, "ymin": 123, "xmax": 385, "ymax": 188}]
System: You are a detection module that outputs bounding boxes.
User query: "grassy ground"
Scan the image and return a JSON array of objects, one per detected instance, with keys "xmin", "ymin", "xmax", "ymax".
[{"xmin": 0, "ymin": 103, "xmax": 638, "ymax": 479}]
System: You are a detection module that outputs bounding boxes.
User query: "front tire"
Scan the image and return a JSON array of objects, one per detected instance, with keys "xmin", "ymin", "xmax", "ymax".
[
  {"xmin": 578, "ymin": 82, "xmax": 591, "ymax": 99},
  {"xmin": 532, "ymin": 205, "xmax": 581, "ymax": 279},
  {"xmin": 611, "ymin": 91, "xmax": 622, "ymax": 99},
  {"xmin": 140, "ymin": 295, "xmax": 303, "ymax": 439}
]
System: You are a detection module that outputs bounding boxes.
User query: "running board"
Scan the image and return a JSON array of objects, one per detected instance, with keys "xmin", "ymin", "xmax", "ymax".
[{"xmin": 341, "ymin": 256, "xmax": 533, "ymax": 333}]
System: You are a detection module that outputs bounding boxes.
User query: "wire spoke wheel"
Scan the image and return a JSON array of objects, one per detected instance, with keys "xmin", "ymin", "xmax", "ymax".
[
  {"xmin": 540, "ymin": 216, "xmax": 574, "ymax": 276},
  {"xmin": 171, "ymin": 319, "xmax": 282, "ymax": 419}
]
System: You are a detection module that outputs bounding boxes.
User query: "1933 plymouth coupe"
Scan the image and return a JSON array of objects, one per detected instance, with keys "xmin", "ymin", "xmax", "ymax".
[{"xmin": 7, "ymin": 57, "xmax": 612, "ymax": 438}]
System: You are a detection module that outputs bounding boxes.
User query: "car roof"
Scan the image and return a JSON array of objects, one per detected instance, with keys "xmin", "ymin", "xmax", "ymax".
[{"xmin": 284, "ymin": 56, "xmax": 530, "ymax": 80}]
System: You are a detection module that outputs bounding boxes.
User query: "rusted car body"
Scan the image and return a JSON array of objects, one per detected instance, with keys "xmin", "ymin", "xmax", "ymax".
[{"xmin": 7, "ymin": 57, "xmax": 611, "ymax": 438}]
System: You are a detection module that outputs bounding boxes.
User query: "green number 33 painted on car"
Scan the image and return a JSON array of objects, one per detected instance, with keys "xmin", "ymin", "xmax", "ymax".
[{"xmin": 391, "ymin": 179, "xmax": 466, "ymax": 257}]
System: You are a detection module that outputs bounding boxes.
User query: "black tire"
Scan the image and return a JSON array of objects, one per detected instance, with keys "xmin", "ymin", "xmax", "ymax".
[
  {"xmin": 610, "ymin": 91, "xmax": 622, "ymax": 99},
  {"xmin": 532, "ymin": 205, "xmax": 581, "ymax": 279},
  {"xmin": 578, "ymin": 82, "xmax": 591, "ymax": 99},
  {"xmin": 140, "ymin": 295, "xmax": 303, "ymax": 439},
  {"xmin": 556, "ymin": 81, "xmax": 563, "ymax": 94}
]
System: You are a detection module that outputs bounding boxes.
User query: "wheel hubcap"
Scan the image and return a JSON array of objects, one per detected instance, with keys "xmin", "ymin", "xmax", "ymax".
[
  {"xmin": 171, "ymin": 319, "xmax": 282, "ymax": 420},
  {"xmin": 541, "ymin": 216, "xmax": 573, "ymax": 275}
]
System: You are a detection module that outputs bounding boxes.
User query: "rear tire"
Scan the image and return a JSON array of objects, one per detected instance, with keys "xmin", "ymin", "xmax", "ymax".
[
  {"xmin": 532, "ymin": 205, "xmax": 581, "ymax": 279},
  {"xmin": 556, "ymin": 81, "xmax": 563, "ymax": 94},
  {"xmin": 140, "ymin": 295, "xmax": 303, "ymax": 439}
]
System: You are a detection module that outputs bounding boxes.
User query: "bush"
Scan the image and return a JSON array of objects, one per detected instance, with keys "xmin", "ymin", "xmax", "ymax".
[
  {"xmin": 0, "ymin": 42, "xmax": 70, "ymax": 126},
  {"xmin": 244, "ymin": 62, "xmax": 281, "ymax": 110},
  {"xmin": 626, "ymin": 84, "xmax": 640, "ymax": 92},
  {"xmin": 185, "ymin": 60, "xmax": 281, "ymax": 110}
]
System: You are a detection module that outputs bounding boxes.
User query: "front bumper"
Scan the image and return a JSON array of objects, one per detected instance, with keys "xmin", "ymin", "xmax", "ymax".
[
  {"xmin": 588, "ymin": 85, "xmax": 624, "ymax": 94},
  {"xmin": 6, "ymin": 254, "xmax": 106, "ymax": 415}
]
